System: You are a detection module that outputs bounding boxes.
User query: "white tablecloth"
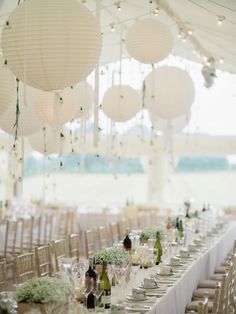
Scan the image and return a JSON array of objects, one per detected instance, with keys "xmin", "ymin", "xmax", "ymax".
[{"xmin": 150, "ymin": 222, "xmax": 236, "ymax": 314}]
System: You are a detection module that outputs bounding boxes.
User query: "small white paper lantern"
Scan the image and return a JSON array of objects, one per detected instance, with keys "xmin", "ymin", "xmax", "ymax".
[
  {"xmin": 126, "ymin": 19, "xmax": 173, "ymax": 64},
  {"xmin": 151, "ymin": 113, "xmax": 190, "ymax": 134},
  {"xmin": 102, "ymin": 85, "xmax": 141, "ymax": 122},
  {"xmin": 75, "ymin": 82, "xmax": 94, "ymax": 119},
  {"xmin": 28, "ymin": 126, "xmax": 69, "ymax": 155},
  {"xmin": 35, "ymin": 89, "xmax": 78, "ymax": 126},
  {"xmin": 2, "ymin": 0, "xmax": 102, "ymax": 91},
  {"xmin": 0, "ymin": 84, "xmax": 44, "ymax": 136},
  {"xmin": 144, "ymin": 66, "xmax": 195, "ymax": 119},
  {"xmin": 0, "ymin": 58, "xmax": 15, "ymax": 116}
]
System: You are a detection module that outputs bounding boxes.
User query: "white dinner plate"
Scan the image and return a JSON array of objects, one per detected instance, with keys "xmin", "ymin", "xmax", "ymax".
[
  {"xmin": 156, "ymin": 272, "xmax": 174, "ymax": 276},
  {"xmin": 139, "ymin": 283, "xmax": 159, "ymax": 289},
  {"xmin": 126, "ymin": 295, "xmax": 149, "ymax": 302}
]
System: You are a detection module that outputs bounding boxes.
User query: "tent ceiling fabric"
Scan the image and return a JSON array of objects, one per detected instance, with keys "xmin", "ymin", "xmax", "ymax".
[{"xmin": 0, "ymin": 0, "xmax": 235, "ymax": 73}]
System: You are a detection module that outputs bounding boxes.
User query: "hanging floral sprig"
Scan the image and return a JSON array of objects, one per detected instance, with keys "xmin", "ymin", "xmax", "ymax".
[{"xmin": 13, "ymin": 78, "xmax": 20, "ymax": 147}]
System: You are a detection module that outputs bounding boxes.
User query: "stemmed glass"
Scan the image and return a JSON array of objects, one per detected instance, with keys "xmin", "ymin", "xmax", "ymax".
[
  {"xmin": 81, "ymin": 278, "xmax": 93, "ymax": 311},
  {"xmin": 92, "ymin": 279, "xmax": 104, "ymax": 311},
  {"xmin": 107, "ymin": 263, "xmax": 115, "ymax": 285}
]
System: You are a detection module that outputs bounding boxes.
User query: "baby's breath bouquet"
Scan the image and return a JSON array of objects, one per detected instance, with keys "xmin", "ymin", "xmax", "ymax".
[
  {"xmin": 139, "ymin": 228, "xmax": 159, "ymax": 242},
  {"xmin": 94, "ymin": 247, "xmax": 130, "ymax": 265},
  {"xmin": 15, "ymin": 277, "xmax": 73, "ymax": 304}
]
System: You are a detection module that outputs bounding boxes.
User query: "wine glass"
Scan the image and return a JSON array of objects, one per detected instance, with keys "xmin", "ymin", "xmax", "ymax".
[
  {"xmin": 81, "ymin": 278, "xmax": 93, "ymax": 310},
  {"xmin": 92, "ymin": 279, "xmax": 104, "ymax": 311},
  {"xmin": 107, "ymin": 263, "xmax": 115, "ymax": 285}
]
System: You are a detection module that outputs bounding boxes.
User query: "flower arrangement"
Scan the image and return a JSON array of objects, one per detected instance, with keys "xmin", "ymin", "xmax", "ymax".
[
  {"xmin": 15, "ymin": 277, "xmax": 73, "ymax": 304},
  {"xmin": 94, "ymin": 247, "xmax": 130, "ymax": 265},
  {"xmin": 139, "ymin": 228, "xmax": 157, "ymax": 241}
]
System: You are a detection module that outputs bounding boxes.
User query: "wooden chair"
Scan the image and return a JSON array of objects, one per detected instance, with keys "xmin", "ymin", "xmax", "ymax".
[
  {"xmin": 0, "ymin": 259, "xmax": 6, "ymax": 291},
  {"xmin": 42, "ymin": 213, "xmax": 54, "ymax": 245},
  {"xmin": 3, "ymin": 219, "xmax": 21, "ymax": 257},
  {"xmin": 35, "ymin": 244, "xmax": 52, "ymax": 277},
  {"xmin": 14, "ymin": 252, "xmax": 36, "ymax": 284},
  {"xmin": 128, "ymin": 216, "xmax": 138, "ymax": 230},
  {"xmin": 186, "ymin": 281, "xmax": 221, "ymax": 313},
  {"xmin": 98, "ymin": 226, "xmax": 109, "ymax": 249},
  {"xmin": 58, "ymin": 210, "xmax": 76, "ymax": 238},
  {"xmin": 68, "ymin": 234, "xmax": 80, "ymax": 262},
  {"xmin": 109, "ymin": 222, "xmax": 119, "ymax": 244},
  {"xmin": 32, "ymin": 215, "xmax": 42, "ymax": 247},
  {"xmin": 52, "ymin": 239, "xmax": 67, "ymax": 272},
  {"xmin": 198, "ymin": 297, "xmax": 208, "ymax": 314},
  {"xmin": 118, "ymin": 219, "xmax": 128, "ymax": 240},
  {"xmin": 84, "ymin": 229, "xmax": 96, "ymax": 258},
  {"xmin": 22, "ymin": 217, "xmax": 34, "ymax": 252}
]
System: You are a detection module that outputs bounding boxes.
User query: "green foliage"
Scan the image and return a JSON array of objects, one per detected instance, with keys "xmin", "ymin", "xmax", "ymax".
[
  {"xmin": 24, "ymin": 153, "xmax": 144, "ymax": 177},
  {"xmin": 15, "ymin": 277, "xmax": 73, "ymax": 304},
  {"xmin": 176, "ymin": 156, "xmax": 230, "ymax": 172}
]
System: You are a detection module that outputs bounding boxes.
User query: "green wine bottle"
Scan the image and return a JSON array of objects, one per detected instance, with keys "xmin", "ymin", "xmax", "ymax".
[
  {"xmin": 100, "ymin": 262, "xmax": 111, "ymax": 309},
  {"xmin": 178, "ymin": 219, "xmax": 184, "ymax": 239},
  {"xmin": 154, "ymin": 231, "xmax": 162, "ymax": 265}
]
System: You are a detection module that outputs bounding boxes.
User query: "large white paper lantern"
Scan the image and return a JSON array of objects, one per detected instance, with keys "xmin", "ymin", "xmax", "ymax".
[
  {"xmin": 0, "ymin": 58, "xmax": 15, "ymax": 116},
  {"xmin": 0, "ymin": 84, "xmax": 44, "ymax": 136},
  {"xmin": 75, "ymin": 82, "xmax": 94, "ymax": 119},
  {"xmin": 144, "ymin": 66, "xmax": 195, "ymax": 119},
  {"xmin": 126, "ymin": 19, "xmax": 173, "ymax": 64},
  {"xmin": 102, "ymin": 85, "xmax": 141, "ymax": 122},
  {"xmin": 151, "ymin": 113, "xmax": 190, "ymax": 134},
  {"xmin": 1, "ymin": 0, "xmax": 102, "ymax": 91},
  {"xmin": 28, "ymin": 126, "xmax": 69, "ymax": 155},
  {"xmin": 35, "ymin": 89, "xmax": 77, "ymax": 126}
]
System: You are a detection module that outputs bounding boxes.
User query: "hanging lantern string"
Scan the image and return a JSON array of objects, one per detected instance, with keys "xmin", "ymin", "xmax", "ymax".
[
  {"xmin": 13, "ymin": 78, "xmax": 20, "ymax": 146},
  {"xmin": 93, "ymin": 0, "xmax": 101, "ymax": 147},
  {"xmin": 43, "ymin": 126, "xmax": 47, "ymax": 155},
  {"xmin": 156, "ymin": 0, "xmax": 213, "ymax": 60}
]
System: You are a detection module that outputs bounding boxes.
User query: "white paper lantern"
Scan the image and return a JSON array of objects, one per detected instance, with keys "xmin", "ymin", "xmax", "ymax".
[
  {"xmin": 0, "ymin": 58, "xmax": 15, "ymax": 116},
  {"xmin": 35, "ymin": 89, "xmax": 77, "ymax": 126},
  {"xmin": 126, "ymin": 19, "xmax": 173, "ymax": 64},
  {"xmin": 28, "ymin": 126, "xmax": 69, "ymax": 155},
  {"xmin": 0, "ymin": 83, "xmax": 44, "ymax": 136},
  {"xmin": 151, "ymin": 113, "xmax": 190, "ymax": 134},
  {"xmin": 144, "ymin": 66, "xmax": 195, "ymax": 119},
  {"xmin": 75, "ymin": 82, "xmax": 94, "ymax": 119},
  {"xmin": 102, "ymin": 85, "xmax": 141, "ymax": 122},
  {"xmin": 2, "ymin": 0, "xmax": 102, "ymax": 91}
]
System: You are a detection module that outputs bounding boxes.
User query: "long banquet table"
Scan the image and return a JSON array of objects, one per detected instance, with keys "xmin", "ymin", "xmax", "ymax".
[{"xmin": 112, "ymin": 222, "xmax": 236, "ymax": 314}]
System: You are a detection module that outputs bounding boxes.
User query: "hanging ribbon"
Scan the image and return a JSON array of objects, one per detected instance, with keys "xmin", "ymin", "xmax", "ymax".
[{"xmin": 93, "ymin": 0, "xmax": 101, "ymax": 147}]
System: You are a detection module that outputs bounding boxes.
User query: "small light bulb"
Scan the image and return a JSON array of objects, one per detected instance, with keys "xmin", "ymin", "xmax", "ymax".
[
  {"xmin": 110, "ymin": 24, "xmax": 115, "ymax": 32},
  {"xmin": 217, "ymin": 15, "xmax": 225, "ymax": 25},
  {"xmin": 182, "ymin": 35, "xmax": 187, "ymax": 42},
  {"xmin": 188, "ymin": 28, "xmax": 193, "ymax": 35},
  {"xmin": 154, "ymin": 7, "xmax": 159, "ymax": 16},
  {"xmin": 116, "ymin": 2, "xmax": 121, "ymax": 11},
  {"xmin": 219, "ymin": 57, "xmax": 224, "ymax": 64},
  {"xmin": 178, "ymin": 31, "xmax": 182, "ymax": 38}
]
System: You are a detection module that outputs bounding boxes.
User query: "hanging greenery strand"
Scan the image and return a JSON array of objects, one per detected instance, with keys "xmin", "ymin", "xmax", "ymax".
[{"xmin": 14, "ymin": 78, "xmax": 20, "ymax": 145}]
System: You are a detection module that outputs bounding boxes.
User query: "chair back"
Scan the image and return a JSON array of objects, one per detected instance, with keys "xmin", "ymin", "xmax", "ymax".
[
  {"xmin": 0, "ymin": 259, "xmax": 6, "ymax": 291},
  {"xmin": 14, "ymin": 252, "xmax": 35, "ymax": 284},
  {"xmin": 68, "ymin": 234, "xmax": 80, "ymax": 261},
  {"xmin": 98, "ymin": 226, "xmax": 109, "ymax": 249},
  {"xmin": 22, "ymin": 217, "xmax": 34, "ymax": 251},
  {"xmin": 85, "ymin": 229, "xmax": 96, "ymax": 258},
  {"xmin": 198, "ymin": 296, "xmax": 208, "ymax": 314},
  {"xmin": 35, "ymin": 244, "xmax": 52, "ymax": 277},
  {"xmin": 109, "ymin": 222, "xmax": 119, "ymax": 244},
  {"xmin": 52, "ymin": 239, "xmax": 67, "ymax": 271},
  {"xmin": 118, "ymin": 219, "xmax": 128, "ymax": 240}
]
